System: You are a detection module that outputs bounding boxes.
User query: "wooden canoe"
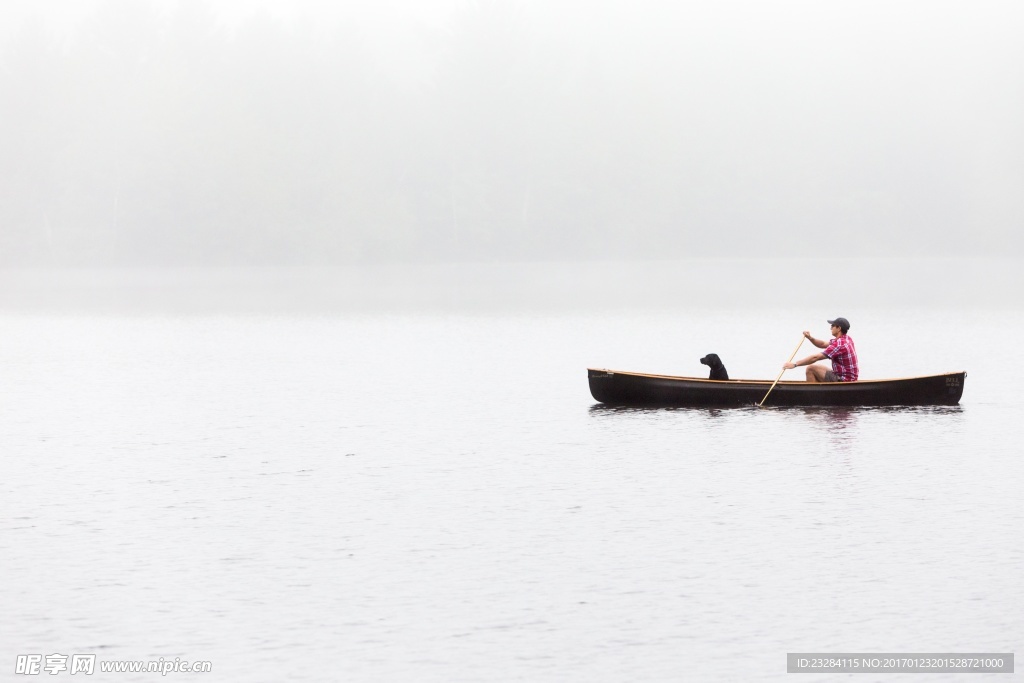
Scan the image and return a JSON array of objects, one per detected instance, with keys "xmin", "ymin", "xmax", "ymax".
[{"xmin": 588, "ymin": 368, "xmax": 966, "ymax": 407}]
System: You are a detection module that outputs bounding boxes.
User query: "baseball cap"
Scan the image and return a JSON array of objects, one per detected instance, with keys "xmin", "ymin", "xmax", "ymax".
[{"xmin": 827, "ymin": 317, "xmax": 850, "ymax": 332}]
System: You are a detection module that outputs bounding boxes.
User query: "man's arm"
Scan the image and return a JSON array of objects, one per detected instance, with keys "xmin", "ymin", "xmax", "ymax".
[
  {"xmin": 784, "ymin": 353, "xmax": 827, "ymax": 370},
  {"xmin": 802, "ymin": 330, "xmax": 828, "ymax": 348}
]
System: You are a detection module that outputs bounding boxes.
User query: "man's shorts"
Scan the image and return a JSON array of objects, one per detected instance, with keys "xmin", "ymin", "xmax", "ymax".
[{"xmin": 824, "ymin": 370, "xmax": 838, "ymax": 382}]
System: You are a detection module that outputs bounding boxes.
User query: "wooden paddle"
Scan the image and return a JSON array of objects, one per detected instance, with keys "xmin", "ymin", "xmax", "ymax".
[{"xmin": 758, "ymin": 336, "xmax": 805, "ymax": 407}]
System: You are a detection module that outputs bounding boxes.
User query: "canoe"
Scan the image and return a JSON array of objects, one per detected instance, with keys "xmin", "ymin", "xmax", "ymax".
[{"xmin": 588, "ymin": 368, "xmax": 966, "ymax": 407}]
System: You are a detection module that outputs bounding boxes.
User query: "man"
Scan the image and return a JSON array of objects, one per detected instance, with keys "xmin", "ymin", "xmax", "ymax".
[{"xmin": 783, "ymin": 317, "xmax": 859, "ymax": 382}]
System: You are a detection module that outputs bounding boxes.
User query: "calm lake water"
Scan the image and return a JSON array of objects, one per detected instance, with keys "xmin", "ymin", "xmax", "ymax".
[{"xmin": 2, "ymin": 296, "xmax": 1022, "ymax": 681}]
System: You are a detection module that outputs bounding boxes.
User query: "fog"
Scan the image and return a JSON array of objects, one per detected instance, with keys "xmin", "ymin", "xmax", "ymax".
[{"xmin": 1, "ymin": 0, "xmax": 1022, "ymax": 267}]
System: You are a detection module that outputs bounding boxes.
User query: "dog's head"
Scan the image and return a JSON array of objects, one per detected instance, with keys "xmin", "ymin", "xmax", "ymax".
[{"xmin": 700, "ymin": 353, "xmax": 722, "ymax": 368}]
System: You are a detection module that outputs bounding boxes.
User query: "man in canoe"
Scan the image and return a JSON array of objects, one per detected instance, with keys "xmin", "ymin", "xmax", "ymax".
[{"xmin": 783, "ymin": 317, "xmax": 859, "ymax": 382}]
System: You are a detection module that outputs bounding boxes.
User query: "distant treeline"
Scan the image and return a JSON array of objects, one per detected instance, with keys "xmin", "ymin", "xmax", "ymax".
[
  {"xmin": 1, "ymin": 2, "xmax": 635, "ymax": 265},
  {"xmin": 1, "ymin": 1, "xmax": 1018, "ymax": 265}
]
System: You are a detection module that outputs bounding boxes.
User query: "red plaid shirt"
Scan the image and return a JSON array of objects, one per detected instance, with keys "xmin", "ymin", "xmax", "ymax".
[{"xmin": 822, "ymin": 334, "xmax": 859, "ymax": 381}]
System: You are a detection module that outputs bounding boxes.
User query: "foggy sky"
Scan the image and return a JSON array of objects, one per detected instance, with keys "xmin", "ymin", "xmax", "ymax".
[{"xmin": 2, "ymin": 0, "xmax": 1022, "ymax": 266}]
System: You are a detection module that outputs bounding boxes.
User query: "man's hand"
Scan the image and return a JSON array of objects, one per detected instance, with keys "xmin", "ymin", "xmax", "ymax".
[
  {"xmin": 802, "ymin": 330, "xmax": 813, "ymax": 340},
  {"xmin": 783, "ymin": 362, "xmax": 797, "ymax": 370}
]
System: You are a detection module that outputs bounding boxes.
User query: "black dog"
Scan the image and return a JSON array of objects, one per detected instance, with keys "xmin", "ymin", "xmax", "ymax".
[{"xmin": 699, "ymin": 353, "xmax": 729, "ymax": 380}]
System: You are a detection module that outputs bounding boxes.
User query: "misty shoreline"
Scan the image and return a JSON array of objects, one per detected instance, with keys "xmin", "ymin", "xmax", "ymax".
[
  {"xmin": 1, "ymin": 257, "xmax": 1020, "ymax": 314},
  {"xmin": 4, "ymin": 2, "xmax": 1022, "ymax": 268}
]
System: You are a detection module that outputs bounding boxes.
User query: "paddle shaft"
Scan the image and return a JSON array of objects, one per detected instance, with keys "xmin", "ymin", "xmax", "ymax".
[{"xmin": 758, "ymin": 336, "xmax": 805, "ymax": 407}]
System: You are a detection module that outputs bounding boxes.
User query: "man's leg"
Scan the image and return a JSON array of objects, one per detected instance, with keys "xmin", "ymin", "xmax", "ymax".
[{"xmin": 806, "ymin": 363, "xmax": 830, "ymax": 383}]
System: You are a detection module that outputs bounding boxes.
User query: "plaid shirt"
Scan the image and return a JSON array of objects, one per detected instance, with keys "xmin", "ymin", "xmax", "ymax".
[{"xmin": 822, "ymin": 334, "xmax": 859, "ymax": 381}]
